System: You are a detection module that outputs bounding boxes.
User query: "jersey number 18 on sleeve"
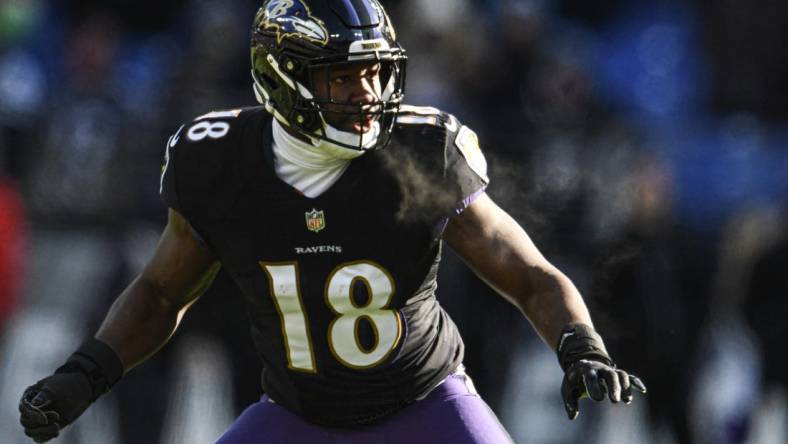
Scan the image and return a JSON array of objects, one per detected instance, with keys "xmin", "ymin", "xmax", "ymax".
[{"xmin": 261, "ymin": 261, "xmax": 402, "ymax": 373}]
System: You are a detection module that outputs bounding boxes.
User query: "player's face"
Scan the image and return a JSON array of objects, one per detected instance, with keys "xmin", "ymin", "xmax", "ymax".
[{"xmin": 311, "ymin": 61, "xmax": 383, "ymax": 134}]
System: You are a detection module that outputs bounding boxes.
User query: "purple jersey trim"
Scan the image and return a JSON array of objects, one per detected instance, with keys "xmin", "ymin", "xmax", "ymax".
[
  {"xmin": 433, "ymin": 186, "xmax": 487, "ymax": 238},
  {"xmin": 455, "ymin": 186, "xmax": 487, "ymax": 215}
]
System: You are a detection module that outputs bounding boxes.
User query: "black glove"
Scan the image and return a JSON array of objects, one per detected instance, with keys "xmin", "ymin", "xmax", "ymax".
[
  {"xmin": 557, "ymin": 324, "xmax": 646, "ymax": 420},
  {"xmin": 19, "ymin": 338, "xmax": 124, "ymax": 442}
]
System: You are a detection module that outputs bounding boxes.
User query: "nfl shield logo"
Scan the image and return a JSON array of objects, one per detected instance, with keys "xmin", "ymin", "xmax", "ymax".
[{"xmin": 305, "ymin": 209, "xmax": 326, "ymax": 233}]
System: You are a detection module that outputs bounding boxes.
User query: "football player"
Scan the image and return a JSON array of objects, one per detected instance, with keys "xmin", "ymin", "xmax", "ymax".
[{"xmin": 19, "ymin": 1, "xmax": 646, "ymax": 442}]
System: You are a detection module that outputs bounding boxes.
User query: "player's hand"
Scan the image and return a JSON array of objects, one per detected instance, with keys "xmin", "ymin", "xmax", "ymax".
[
  {"xmin": 19, "ymin": 372, "xmax": 94, "ymax": 442},
  {"xmin": 560, "ymin": 359, "xmax": 646, "ymax": 420}
]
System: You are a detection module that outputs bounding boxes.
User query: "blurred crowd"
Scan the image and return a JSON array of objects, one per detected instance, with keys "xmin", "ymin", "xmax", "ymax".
[{"xmin": 0, "ymin": 0, "xmax": 786, "ymax": 443}]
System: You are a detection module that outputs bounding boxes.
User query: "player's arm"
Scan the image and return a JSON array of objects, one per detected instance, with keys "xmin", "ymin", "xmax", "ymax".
[
  {"xmin": 96, "ymin": 208, "xmax": 220, "ymax": 369},
  {"xmin": 443, "ymin": 193, "xmax": 645, "ymax": 419},
  {"xmin": 19, "ymin": 209, "xmax": 220, "ymax": 442}
]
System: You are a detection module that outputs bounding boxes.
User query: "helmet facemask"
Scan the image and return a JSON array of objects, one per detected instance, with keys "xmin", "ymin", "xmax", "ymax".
[{"xmin": 253, "ymin": 44, "xmax": 406, "ymax": 153}]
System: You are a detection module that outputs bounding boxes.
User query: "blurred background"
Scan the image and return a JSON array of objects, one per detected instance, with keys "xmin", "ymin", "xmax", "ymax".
[{"xmin": 0, "ymin": 0, "xmax": 786, "ymax": 443}]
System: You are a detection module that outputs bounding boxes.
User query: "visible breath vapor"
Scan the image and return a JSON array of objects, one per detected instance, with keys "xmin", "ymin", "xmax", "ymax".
[
  {"xmin": 482, "ymin": 150, "xmax": 581, "ymax": 242},
  {"xmin": 378, "ymin": 148, "xmax": 458, "ymax": 224}
]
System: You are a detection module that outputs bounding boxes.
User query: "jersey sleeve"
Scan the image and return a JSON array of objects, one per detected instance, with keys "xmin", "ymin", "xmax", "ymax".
[
  {"xmin": 159, "ymin": 109, "xmax": 247, "ymax": 222},
  {"xmin": 440, "ymin": 113, "xmax": 490, "ymax": 214},
  {"xmin": 391, "ymin": 107, "xmax": 490, "ymax": 226}
]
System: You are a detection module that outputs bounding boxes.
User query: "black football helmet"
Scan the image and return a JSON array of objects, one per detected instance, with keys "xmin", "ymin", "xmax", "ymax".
[{"xmin": 251, "ymin": 0, "xmax": 407, "ymax": 152}]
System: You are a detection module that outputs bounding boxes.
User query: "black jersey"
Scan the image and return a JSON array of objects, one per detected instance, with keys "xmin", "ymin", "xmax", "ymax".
[{"xmin": 160, "ymin": 106, "xmax": 489, "ymax": 426}]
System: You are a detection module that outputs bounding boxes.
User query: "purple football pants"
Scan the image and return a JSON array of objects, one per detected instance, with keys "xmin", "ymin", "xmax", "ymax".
[{"xmin": 216, "ymin": 371, "xmax": 513, "ymax": 444}]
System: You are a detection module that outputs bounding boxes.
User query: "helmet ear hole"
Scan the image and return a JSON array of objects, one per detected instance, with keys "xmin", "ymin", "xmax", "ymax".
[
  {"xmin": 295, "ymin": 111, "xmax": 319, "ymax": 132},
  {"xmin": 282, "ymin": 57, "xmax": 301, "ymax": 74}
]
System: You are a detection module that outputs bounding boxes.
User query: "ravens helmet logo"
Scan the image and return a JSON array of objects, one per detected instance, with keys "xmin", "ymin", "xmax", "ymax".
[{"xmin": 259, "ymin": 0, "xmax": 329, "ymax": 45}]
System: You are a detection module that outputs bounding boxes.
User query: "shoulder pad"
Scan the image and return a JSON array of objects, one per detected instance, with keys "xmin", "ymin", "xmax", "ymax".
[
  {"xmin": 396, "ymin": 105, "xmax": 464, "ymax": 137},
  {"xmin": 192, "ymin": 108, "xmax": 245, "ymax": 121},
  {"xmin": 161, "ymin": 107, "xmax": 267, "ymax": 218},
  {"xmin": 395, "ymin": 106, "xmax": 488, "ymax": 183},
  {"xmin": 164, "ymin": 108, "xmax": 245, "ymax": 184},
  {"xmin": 396, "ymin": 105, "xmax": 444, "ymax": 127},
  {"xmin": 168, "ymin": 107, "xmax": 271, "ymax": 152},
  {"xmin": 166, "ymin": 108, "xmax": 244, "ymax": 151}
]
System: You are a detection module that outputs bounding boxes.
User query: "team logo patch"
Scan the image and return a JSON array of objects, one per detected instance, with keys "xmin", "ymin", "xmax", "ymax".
[
  {"xmin": 305, "ymin": 208, "xmax": 326, "ymax": 233},
  {"xmin": 259, "ymin": 0, "xmax": 329, "ymax": 46}
]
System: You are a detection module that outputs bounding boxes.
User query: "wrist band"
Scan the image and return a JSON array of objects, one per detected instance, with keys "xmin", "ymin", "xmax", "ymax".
[
  {"xmin": 56, "ymin": 338, "xmax": 124, "ymax": 400},
  {"xmin": 556, "ymin": 323, "xmax": 613, "ymax": 371}
]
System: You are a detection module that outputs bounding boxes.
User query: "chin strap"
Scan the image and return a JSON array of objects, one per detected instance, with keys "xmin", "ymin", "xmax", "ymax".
[{"xmin": 319, "ymin": 120, "xmax": 381, "ymax": 152}]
